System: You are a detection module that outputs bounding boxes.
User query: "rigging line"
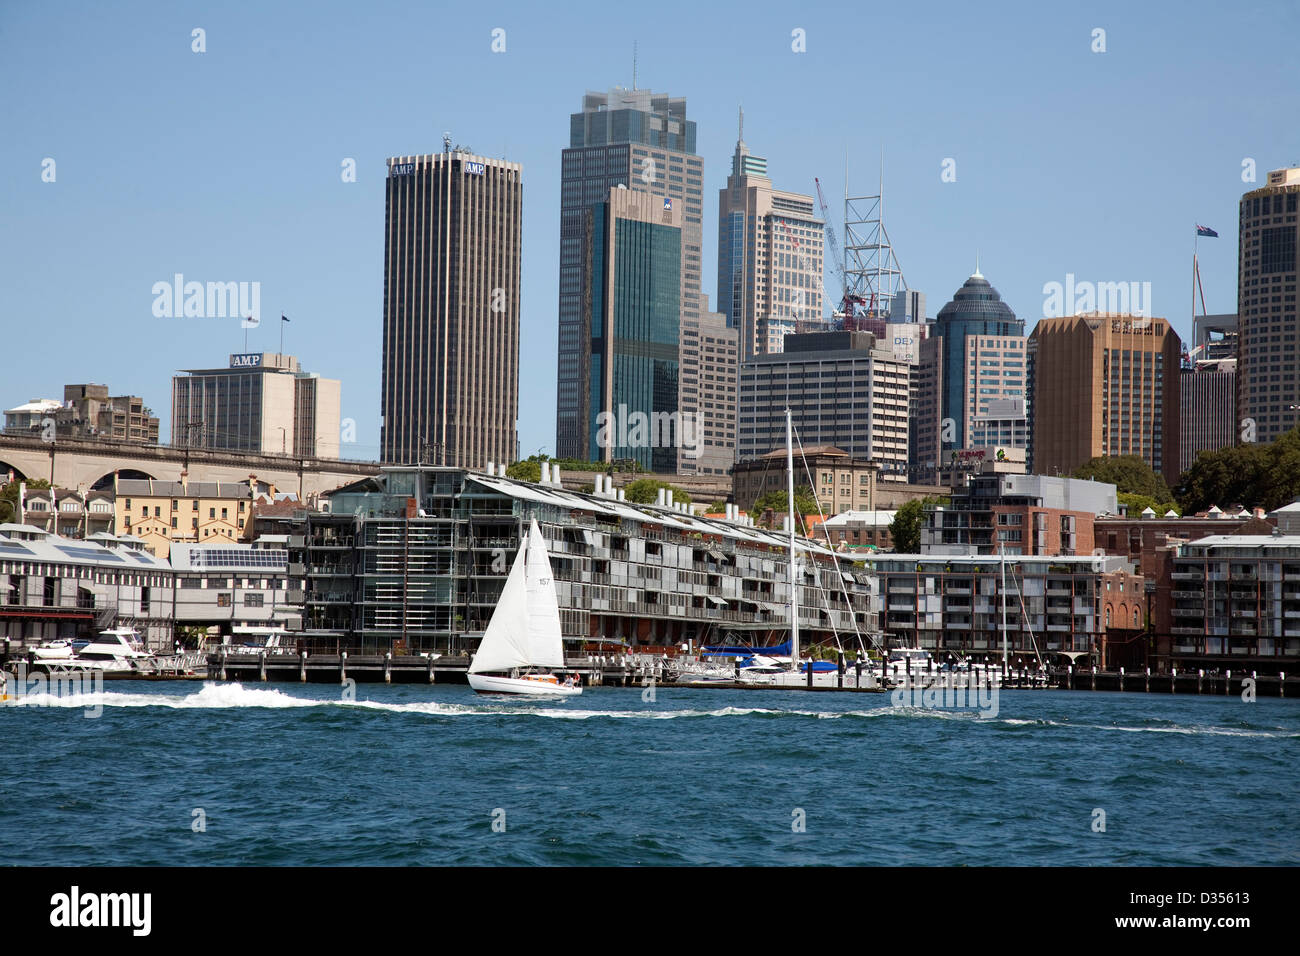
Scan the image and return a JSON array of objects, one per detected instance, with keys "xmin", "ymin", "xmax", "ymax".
[
  {"xmin": 1008, "ymin": 559, "xmax": 1046, "ymax": 669},
  {"xmin": 791, "ymin": 422, "xmax": 883, "ymax": 656}
]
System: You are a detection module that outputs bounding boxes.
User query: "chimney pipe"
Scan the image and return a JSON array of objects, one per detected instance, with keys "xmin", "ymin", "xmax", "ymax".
[
  {"xmin": 541, "ymin": 461, "xmax": 550, "ymax": 484},
  {"xmin": 551, "ymin": 465, "xmax": 562, "ymax": 487}
]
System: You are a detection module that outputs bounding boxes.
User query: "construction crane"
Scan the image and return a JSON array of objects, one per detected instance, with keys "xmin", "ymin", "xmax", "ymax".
[{"xmin": 814, "ymin": 177, "xmax": 867, "ymax": 321}]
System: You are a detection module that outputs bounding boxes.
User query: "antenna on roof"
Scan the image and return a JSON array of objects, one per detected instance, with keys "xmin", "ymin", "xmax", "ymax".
[{"xmin": 632, "ymin": 40, "xmax": 638, "ymax": 90}]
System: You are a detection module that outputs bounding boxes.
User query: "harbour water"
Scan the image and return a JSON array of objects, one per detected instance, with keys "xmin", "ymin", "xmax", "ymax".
[{"xmin": 3, "ymin": 682, "xmax": 1297, "ymax": 866}]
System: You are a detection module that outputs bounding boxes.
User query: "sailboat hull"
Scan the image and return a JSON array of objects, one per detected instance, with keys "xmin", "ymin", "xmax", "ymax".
[{"xmin": 468, "ymin": 673, "xmax": 582, "ymax": 697}]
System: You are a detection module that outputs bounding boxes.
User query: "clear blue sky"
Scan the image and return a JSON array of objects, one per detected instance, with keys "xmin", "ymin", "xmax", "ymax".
[{"xmin": 3, "ymin": 0, "xmax": 1297, "ymax": 462}]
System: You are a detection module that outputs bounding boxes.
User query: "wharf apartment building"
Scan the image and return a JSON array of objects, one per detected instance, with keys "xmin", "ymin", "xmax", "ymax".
[
  {"xmin": 556, "ymin": 88, "xmax": 704, "ymax": 460},
  {"xmin": 172, "ymin": 353, "xmax": 341, "ymax": 459},
  {"xmin": 738, "ymin": 331, "xmax": 911, "ymax": 481},
  {"xmin": 255, "ymin": 466, "xmax": 876, "ymax": 655},
  {"xmin": 1237, "ymin": 167, "xmax": 1300, "ymax": 445},
  {"xmin": 380, "ymin": 149, "xmax": 523, "ymax": 471},
  {"xmin": 1027, "ymin": 313, "xmax": 1181, "ymax": 481}
]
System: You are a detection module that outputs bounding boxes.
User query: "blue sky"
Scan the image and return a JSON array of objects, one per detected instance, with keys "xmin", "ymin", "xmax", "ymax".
[{"xmin": 2, "ymin": 0, "xmax": 1297, "ymax": 462}]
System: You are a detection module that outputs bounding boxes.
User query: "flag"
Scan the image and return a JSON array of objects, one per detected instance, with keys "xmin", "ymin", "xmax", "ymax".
[
  {"xmin": 1196, "ymin": 224, "xmax": 1218, "ymax": 238},
  {"xmin": 241, "ymin": 314, "xmax": 259, "ymax": 328},
  {"xmin": 281, "ymin": 314, "xmax": 290, "ymax": 323}
]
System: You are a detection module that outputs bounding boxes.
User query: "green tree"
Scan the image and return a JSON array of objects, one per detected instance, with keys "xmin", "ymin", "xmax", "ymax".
[
  {"xmin": 1070, "ymin": 455, "xmax": 1174, "ymax": 503},
  {"xmin": 505, "ymin": 459, "xmax": 541, "ymax": 482},
  {"xmin": 624, "ymin": 478, "xmax": 690, "ymax": 505},
  {"xmin": 0, "ymin": 478, "xmax": 51, "ymax": 524},
  {"xmin": 751, "ymin": 485, "xmax": 820, "ymax": 526},
  {"xmin": 1117, "ymin": 492, "xmax": 1180, "ymax": 517},
  {"xmin": 1177, "ymin": 426, "xmax": 1300, "ymax": 513},
  {"xmin": 888, "ymin": 498, "xmax": 927, "ymax": 554}
]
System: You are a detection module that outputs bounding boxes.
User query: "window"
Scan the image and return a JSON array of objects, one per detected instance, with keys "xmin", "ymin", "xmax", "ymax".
[
  {"xmin": 244, "ymin": 593, "xmax": 264, "ymax": 607},
  {"xmin": 216, "ymin": 593, "xmax": 231, "ymax": 607},
  {"xmin": 209, "ymin": 508, "xmax": 215, "ymax": 519}
]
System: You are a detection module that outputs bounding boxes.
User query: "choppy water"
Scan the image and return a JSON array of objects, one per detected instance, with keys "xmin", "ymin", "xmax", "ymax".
[{"xmin": 2, "ymin": 681, "xmax": 1297, "ymax": 865}]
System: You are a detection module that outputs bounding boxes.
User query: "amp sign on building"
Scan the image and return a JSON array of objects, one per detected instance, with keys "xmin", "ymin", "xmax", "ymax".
[{"xmin": 229, "ymin": 353, "xmax": 263, "ymax": 369}]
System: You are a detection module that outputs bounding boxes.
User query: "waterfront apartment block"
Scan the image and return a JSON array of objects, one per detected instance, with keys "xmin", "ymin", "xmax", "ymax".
[
  {"xmin": 583, "ymin": 187, "xmax": 684, "ymax": 472},
  {"xmin": 678, "ymin": 296, "xmax": 738, "ymax": 477},
  {"xmin": 732, "ymin": 446, "xmax": 880, "ymax": 517},
  {"xmin": 1169, "ymin": 531, "xmax": 1300, "ymax": 674},
  {"xmin": 0, "ymin": 525, "xmax": 175, "ymax": 650},
  {"xmin": 256, "ymin": 466, "xmax": 876, "ymax": 656},
  {"xmin": 737, "ymin": 330, "xmax": 911, "ymax": 479},
  {"xmin": 114, "ymin": 475, "xmax": 269, "ymax": 557},
  {"xmin": 172, "ymin": 353, "xmax": 341, "ymax": 459},
  {"xmin": 716, "ymin": 116, "xmax": 823, "ymax": 358},
  {"xmin": 1179, "ymin": 361, "xmax": 1236, "ymax": 474},
  {"xmin": 923, "ymin": 473, "xmax": 1117, "ymax": 557},
  {"xmin": 381, "ymin": 149, "xmax": 522, "ymax": 470},
  {"xmin": 5, "ymin": 384, "xmax": 159, "ymax": 444},
  {"xmin": 1237, "ymin": 167, "xmax": 1300, "ymax": 445},
  {"xmin": 556, "ymin": 88, "xmax": 704, "ymax": 460},
  {"xmin": 860, "ymin": 552, "xmax": 1127, "ymax": 664},
  {"xmin": 1028, "ymin": 313, "xmax": 1181, "ymax": 480}
]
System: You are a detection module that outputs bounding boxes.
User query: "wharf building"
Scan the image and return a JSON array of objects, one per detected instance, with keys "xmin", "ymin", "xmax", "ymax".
[
  {"xmin": 172, "ymin": 353, "xmax": 341, "ymax": 459},
  {"xmin": 715, "ymin": 116, "xmax": 824, "ymax": 358},
  {"xmin": 3, "ymin": 385, "xmax": 159, "ymax": 444},
  {"xmin": 737, "ymin": 330, "xmax": 911, "ymax": 481},
  {"xmin": 255, "ymin": 465, "xmax": 877, "ymax": 656},
  {"xmin": 923, "ymin": 473, "xmax": 1117, "ymax": 557},
  {"xmin": 169, "ymin": 537, "xmax": 299, "ymax": 632},
  {"xmin": 1027, "ymin": 313, "xmax": 1181, "ymax": 481},
  {"xmin": 380, "ymin": 148, "xmax": 522, "ymax": 470},
  {"xmin": 0, "ymin": 525, "xmax": 175, "ymax": 649},
  {"xmin": 556, "ymin": 88, "xmax": 703, "ymax": 460},
  {"xmin": 1236, "ymin": 167, "xmax": 1300, "ymax": 445}
]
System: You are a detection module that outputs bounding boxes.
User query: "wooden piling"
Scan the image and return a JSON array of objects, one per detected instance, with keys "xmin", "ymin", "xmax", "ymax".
[
  {"xmin": 384, "ymin": 652, "xmax": 392, "ymax": 684},
  {"xmin": 299, "ymin": 651, "xmax": 307, "ymax": 683},
  {"xmin": 339, "ymin": 651, "xmax": 347, "ymax": 684}
]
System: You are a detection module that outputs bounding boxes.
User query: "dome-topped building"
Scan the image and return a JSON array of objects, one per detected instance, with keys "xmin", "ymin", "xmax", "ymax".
[{"xmin": 929, "ymin": 269, "xmax": 1027, "ymax": 455}]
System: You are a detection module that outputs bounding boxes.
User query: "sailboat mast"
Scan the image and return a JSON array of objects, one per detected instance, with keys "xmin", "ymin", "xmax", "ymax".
[
  {"xmin": 1000, "ymin": 543, "xmax": 1008, "ymax": 672},
  {"xmin": 786, "ymin": 408, "xmax": 800, "ymax": 663}
]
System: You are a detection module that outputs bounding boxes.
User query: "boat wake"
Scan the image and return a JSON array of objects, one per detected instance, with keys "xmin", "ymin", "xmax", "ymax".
[{"xmin": 7, "ymin": 683, "xmax": 1295, "ymax": 737}]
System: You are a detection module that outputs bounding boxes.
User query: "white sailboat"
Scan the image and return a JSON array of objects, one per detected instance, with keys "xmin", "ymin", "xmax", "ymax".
[{"xmin": 467, "ymin": 517, "xmax": 581, "ymax": 697}]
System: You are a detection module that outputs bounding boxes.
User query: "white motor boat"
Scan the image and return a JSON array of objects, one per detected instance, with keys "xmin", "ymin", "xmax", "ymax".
[
  {"xmin": 58, "ymin": 627, "xmax": 155, "ymax": 674},
  {"xmin": 467, "ymin": 518, "xmax": 581, "ymax": 697}
]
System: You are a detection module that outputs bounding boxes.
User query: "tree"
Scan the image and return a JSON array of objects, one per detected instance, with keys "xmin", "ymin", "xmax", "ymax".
[
  {"xmin": 0, "ymin": 478, "xmax": 51, "ymax": 524},
  {"xmin": 1177, "ymin": 426, "xmax": 1300, "ymax": 513},
  {"xmin": 1117, "ymin": 492, "xmax": 1180, "ymax": 517},
  {"xmin": 888, "ymin": 498, "xmax": 928, "ymax": 554},
  {"xmin": 1070, "ymin": 455, "xmax": 1174, "ymax": 503},
  {"xmin": 751, "ymin": 485, "xmax": 819, "ymax": 525},
  {"xmin": 624, "ymin": 478, "xmax": 690, "ymax": 505},
  {"xmin": 706, "ymin": 501, "xmax": 728, "ymax": 514},
  {"xmin": 505, "ymin": 459, "xmax": 541, "ymax": 482}
]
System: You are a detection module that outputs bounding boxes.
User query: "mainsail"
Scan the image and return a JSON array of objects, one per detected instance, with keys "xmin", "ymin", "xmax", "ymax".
[{"xmin": 468, "ymin": 518, "xmax": 566, "ymax": 674}]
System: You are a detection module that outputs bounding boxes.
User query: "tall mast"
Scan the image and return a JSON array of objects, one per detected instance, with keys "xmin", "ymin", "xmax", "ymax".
[
  {"xmin": 1000, "ymin": 543, "xmax": 1008, "ymax": 672},
  {"xmin": 786, "ymin": 408, "xmax": 800, "ymax": 664}
]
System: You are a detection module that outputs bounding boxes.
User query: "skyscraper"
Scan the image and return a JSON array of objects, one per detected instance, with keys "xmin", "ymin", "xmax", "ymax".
[
  {"xmin": 380, "ymin": 148, "xmax": 522, "ymax": 469},
  {"xmin": 555, "ymin": 88, "xmax": 703, "ymax": 460},
  {"xmin": 1029, "ymin": 314, "xmax": 1181, "ymax": 480},
  {"xmin": 1181, "ymin": 359, "xmax": 1236, "ymax": 474},
  {"xmin": 678, "ymin": 295, "xmax": 738, "ymax": 477},
  {"xmin": 1237, "ymin": 166, "xmax": 1300, "ymax": 445},
  {"xmin": 716, "ymin": 113, "xmax": 823, "ymax": 358},
  {"xmin": 913, "ymin": 271, "xmax": 1025, "ymax": 474},
  {"xmin": 584, "ymin": 188, "xmax": 683, "ymax": 473}
]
